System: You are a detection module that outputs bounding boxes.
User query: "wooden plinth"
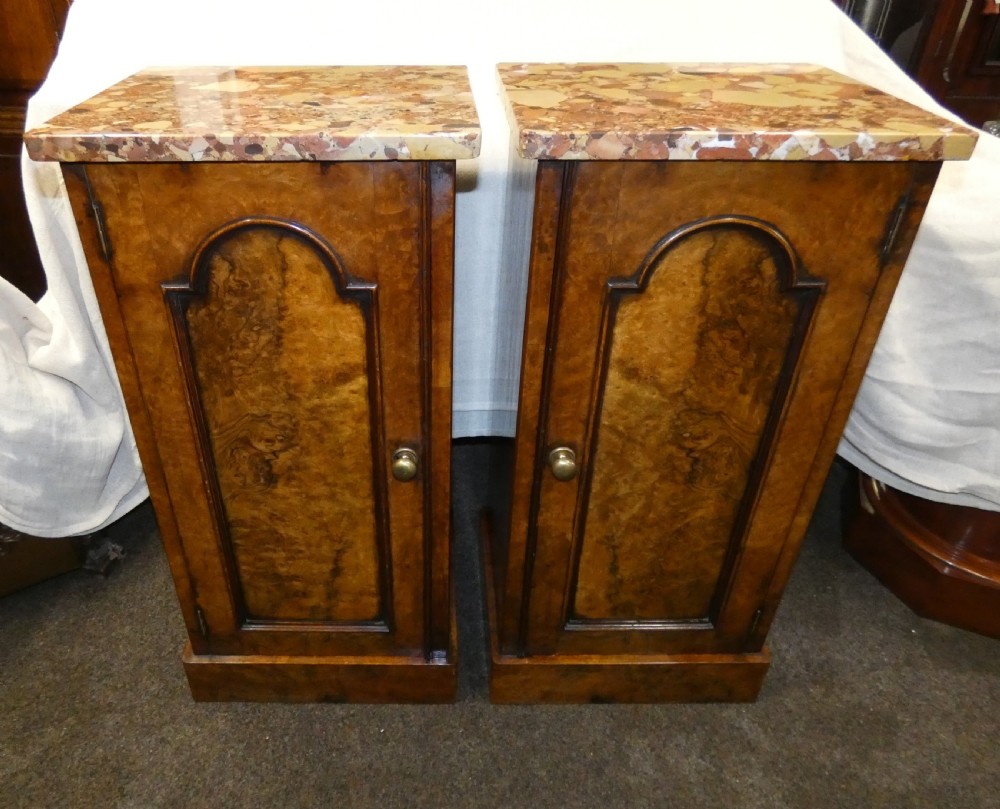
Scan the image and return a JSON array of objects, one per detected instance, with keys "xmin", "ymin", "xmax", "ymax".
[
  {"xmin": 182, "ymin": 641, "xmax": 457, "ymax": 703},
  {"xmin": 846, "ymin": 474, "xmax": 1000, "ymax": 639},
  {"xmin": 481, "ymin": 512, "xmax": 769, "ymax": 704},
  {"xmin": 487, "ymin": 645, "xmax": 770, "ymax": 705}
]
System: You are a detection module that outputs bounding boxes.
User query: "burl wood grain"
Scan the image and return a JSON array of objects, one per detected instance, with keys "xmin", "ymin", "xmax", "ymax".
[
  {"xmin": 574, "ymin": 227, "xmax": 800, "ymax": 622},
  {"xmin": 499, "ymin": 159, "xmax": 938, "ymax": 661},
  {"xmin": 182, "ymin": 226, "xmax": 381, "ymax": 623},
  {"xmin": 68, "ymin": 161, "xmax": 445, "ymax": 660}
]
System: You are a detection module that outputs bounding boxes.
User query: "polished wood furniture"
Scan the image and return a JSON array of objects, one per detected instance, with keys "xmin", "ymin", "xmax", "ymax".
[
  {"xmin": 486, "ymin": 63, "xmax": 976, "ymax": 703},
  {"xmin": 915, "ymin": 0, "xmax": 1000, "ymax": 127},
  {"xmin": 847, "ymin": 474, "xmax": 1000, "ymax": 638},
  {"xmin": 837, "ymin": 0, "xmax": 1000, "ymax": 127},
  {"xmin": 0, "ymin": 0, "xmax": 70, "ymax": 301},
  {"xmin": 24, "ymin": 66, "xmax": 481, "ymax": 702},
  {"xmin": 0, "ymin": 1, "xmax": 80, "ymax": 582}
]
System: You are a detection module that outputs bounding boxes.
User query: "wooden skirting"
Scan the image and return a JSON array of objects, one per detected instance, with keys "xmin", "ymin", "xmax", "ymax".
[{"xmin": 182, "ymin": 639, "xmax": 457, "ymax": 703}]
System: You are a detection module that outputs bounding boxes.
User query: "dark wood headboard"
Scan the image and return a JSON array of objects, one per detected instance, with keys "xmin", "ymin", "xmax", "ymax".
[{"xmin": 0, "ymin": 0, "xmax": 72, "ymax": 301}]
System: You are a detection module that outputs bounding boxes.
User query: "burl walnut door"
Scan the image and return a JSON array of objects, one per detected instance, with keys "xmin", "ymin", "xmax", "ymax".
[
  {"xmin": 507, "ymin": 158, "xmax": 938, "ymax": 658},
  {"xmin": 65, "ymin": 161, "xmax": 453, "ymax": 661}
]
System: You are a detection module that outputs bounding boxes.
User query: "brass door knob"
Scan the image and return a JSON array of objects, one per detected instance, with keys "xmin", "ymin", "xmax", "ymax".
[
  {"xmin": 391, "ymin": 448, "xmax": 419, "ymax": 482},
  {"xmin": 548, "ymin": 446, "xmax": 578, "ymax": 481}
]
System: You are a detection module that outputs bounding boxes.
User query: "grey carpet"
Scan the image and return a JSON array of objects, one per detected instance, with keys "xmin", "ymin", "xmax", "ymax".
[{"xmin": 1, "ymin": 442, "xmax": 998, "ymax": 808}]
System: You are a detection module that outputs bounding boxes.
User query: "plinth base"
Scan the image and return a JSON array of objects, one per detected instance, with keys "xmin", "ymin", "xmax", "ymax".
[
  {"xmin": 182, "ymin": 643, "xmax": 457, "ymax": 703},
  {"xmin": 487, "ymin": 646, "xmax": 770, "ymax": 705}
]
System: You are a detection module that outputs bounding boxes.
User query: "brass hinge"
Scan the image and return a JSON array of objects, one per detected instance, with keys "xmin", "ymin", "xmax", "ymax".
[
  {"xmin": 79, "ymin": 167, "xmax": 114, "ymax": 263},
  {"xmin": 195, "ymin": 605, "xmax": 209, "ymax": 638},
  {"xmin": 879, "ymin": 192, "xmax": 912, "ymax": 271}
]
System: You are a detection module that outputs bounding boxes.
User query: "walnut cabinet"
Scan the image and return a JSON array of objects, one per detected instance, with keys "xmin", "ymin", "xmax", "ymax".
[
  {"xmin": 486, "ymin": 63, "xmax": 975, "ymax": 702},
  {"xmin": 26, "ymin": 66, "xmax": 481, "ymax": 702}
]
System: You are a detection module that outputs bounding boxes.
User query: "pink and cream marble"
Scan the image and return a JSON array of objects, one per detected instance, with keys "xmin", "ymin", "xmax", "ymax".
[
  {"xmin": 498, "ymin": 63, "xmax": 977, "ymax": 162},
  {"xmin": 25, "ymin": 65, "xmax": 481, "ymax": 163}
]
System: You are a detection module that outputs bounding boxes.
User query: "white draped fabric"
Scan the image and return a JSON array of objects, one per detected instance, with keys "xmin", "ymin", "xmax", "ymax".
[{"xmin": 3, "ymin": 0, "xmax": 998, "ymax": 536}]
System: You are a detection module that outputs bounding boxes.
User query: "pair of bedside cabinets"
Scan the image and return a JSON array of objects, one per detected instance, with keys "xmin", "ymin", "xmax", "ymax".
[{"xmin": 25, "ymin": 63, "xmax": 975, "ymax": 703}]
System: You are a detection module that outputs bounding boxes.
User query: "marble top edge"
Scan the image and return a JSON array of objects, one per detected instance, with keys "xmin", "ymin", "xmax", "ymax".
[
  {"xmin": 500, "ymin": 61, "xmax": 832, "ymax": 76},
  {"xmin": 497, "ymin": 62, "xmax": 978, "ymax": 162},
  {"xmin": 25, "ymin": 65, "xmax": 482, "ymax": 163}
]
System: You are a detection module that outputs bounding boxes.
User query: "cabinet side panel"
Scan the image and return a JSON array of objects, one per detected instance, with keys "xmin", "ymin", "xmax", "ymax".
[
  {"xmin": 749, "ymin": 161, "xmax": 940, "ymax": 647},
  {"xmin": 61, "ymin": 166, "xmax": 208, "ymax": 647},
  {"xmin": 180, "ymin": 226, "xmax": 381, "ymax": 623},
  {"xmin": 426, "ymin": 161, "xmax": 455, "ymax": 658},
  {"xmin": 574, "ymin": 225, "xmax": 807, "ymax": 622}
]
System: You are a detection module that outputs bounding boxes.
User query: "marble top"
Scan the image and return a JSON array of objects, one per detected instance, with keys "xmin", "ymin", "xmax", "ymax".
[
  {"xmin": 25, "ymin": 66, "xmax": 482, "ymax": 162},
  {"xmin": 498, "ymin": 63, "xmax": 977, "ymax": 162}
]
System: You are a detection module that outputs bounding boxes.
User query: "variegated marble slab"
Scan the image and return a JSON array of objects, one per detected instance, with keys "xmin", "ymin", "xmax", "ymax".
[
  {"xmin": 498, "ymin": 63, "xmax": 977, "ymax": 161},
  {"xmin": 25, "ymin": 66, "xmax": 481, "ymax": 162}
]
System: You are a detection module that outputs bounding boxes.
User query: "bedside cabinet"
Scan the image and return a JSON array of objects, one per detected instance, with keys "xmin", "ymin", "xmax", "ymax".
[
  {"xmin": 25, "ymin": 65, "xmax": 481, "ymax": 702},
  {"xmin": 486, "ymin": 62, "xmax": 975, "ymax": 703}
]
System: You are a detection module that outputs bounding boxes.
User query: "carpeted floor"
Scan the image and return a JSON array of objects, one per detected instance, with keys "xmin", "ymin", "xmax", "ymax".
[{"xmin": 1, "ymin": 442, "xmax": 998, "ymax": 808}]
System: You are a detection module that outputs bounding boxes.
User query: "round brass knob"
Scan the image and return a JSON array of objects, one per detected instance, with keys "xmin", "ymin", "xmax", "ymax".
[
  {"xmin": 391, "ymin": 448, "xmax": 419, "ymax": 482},
  {"xmin": 548, "ymin": 446, "xmax": 578, "ymax": 481}
]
